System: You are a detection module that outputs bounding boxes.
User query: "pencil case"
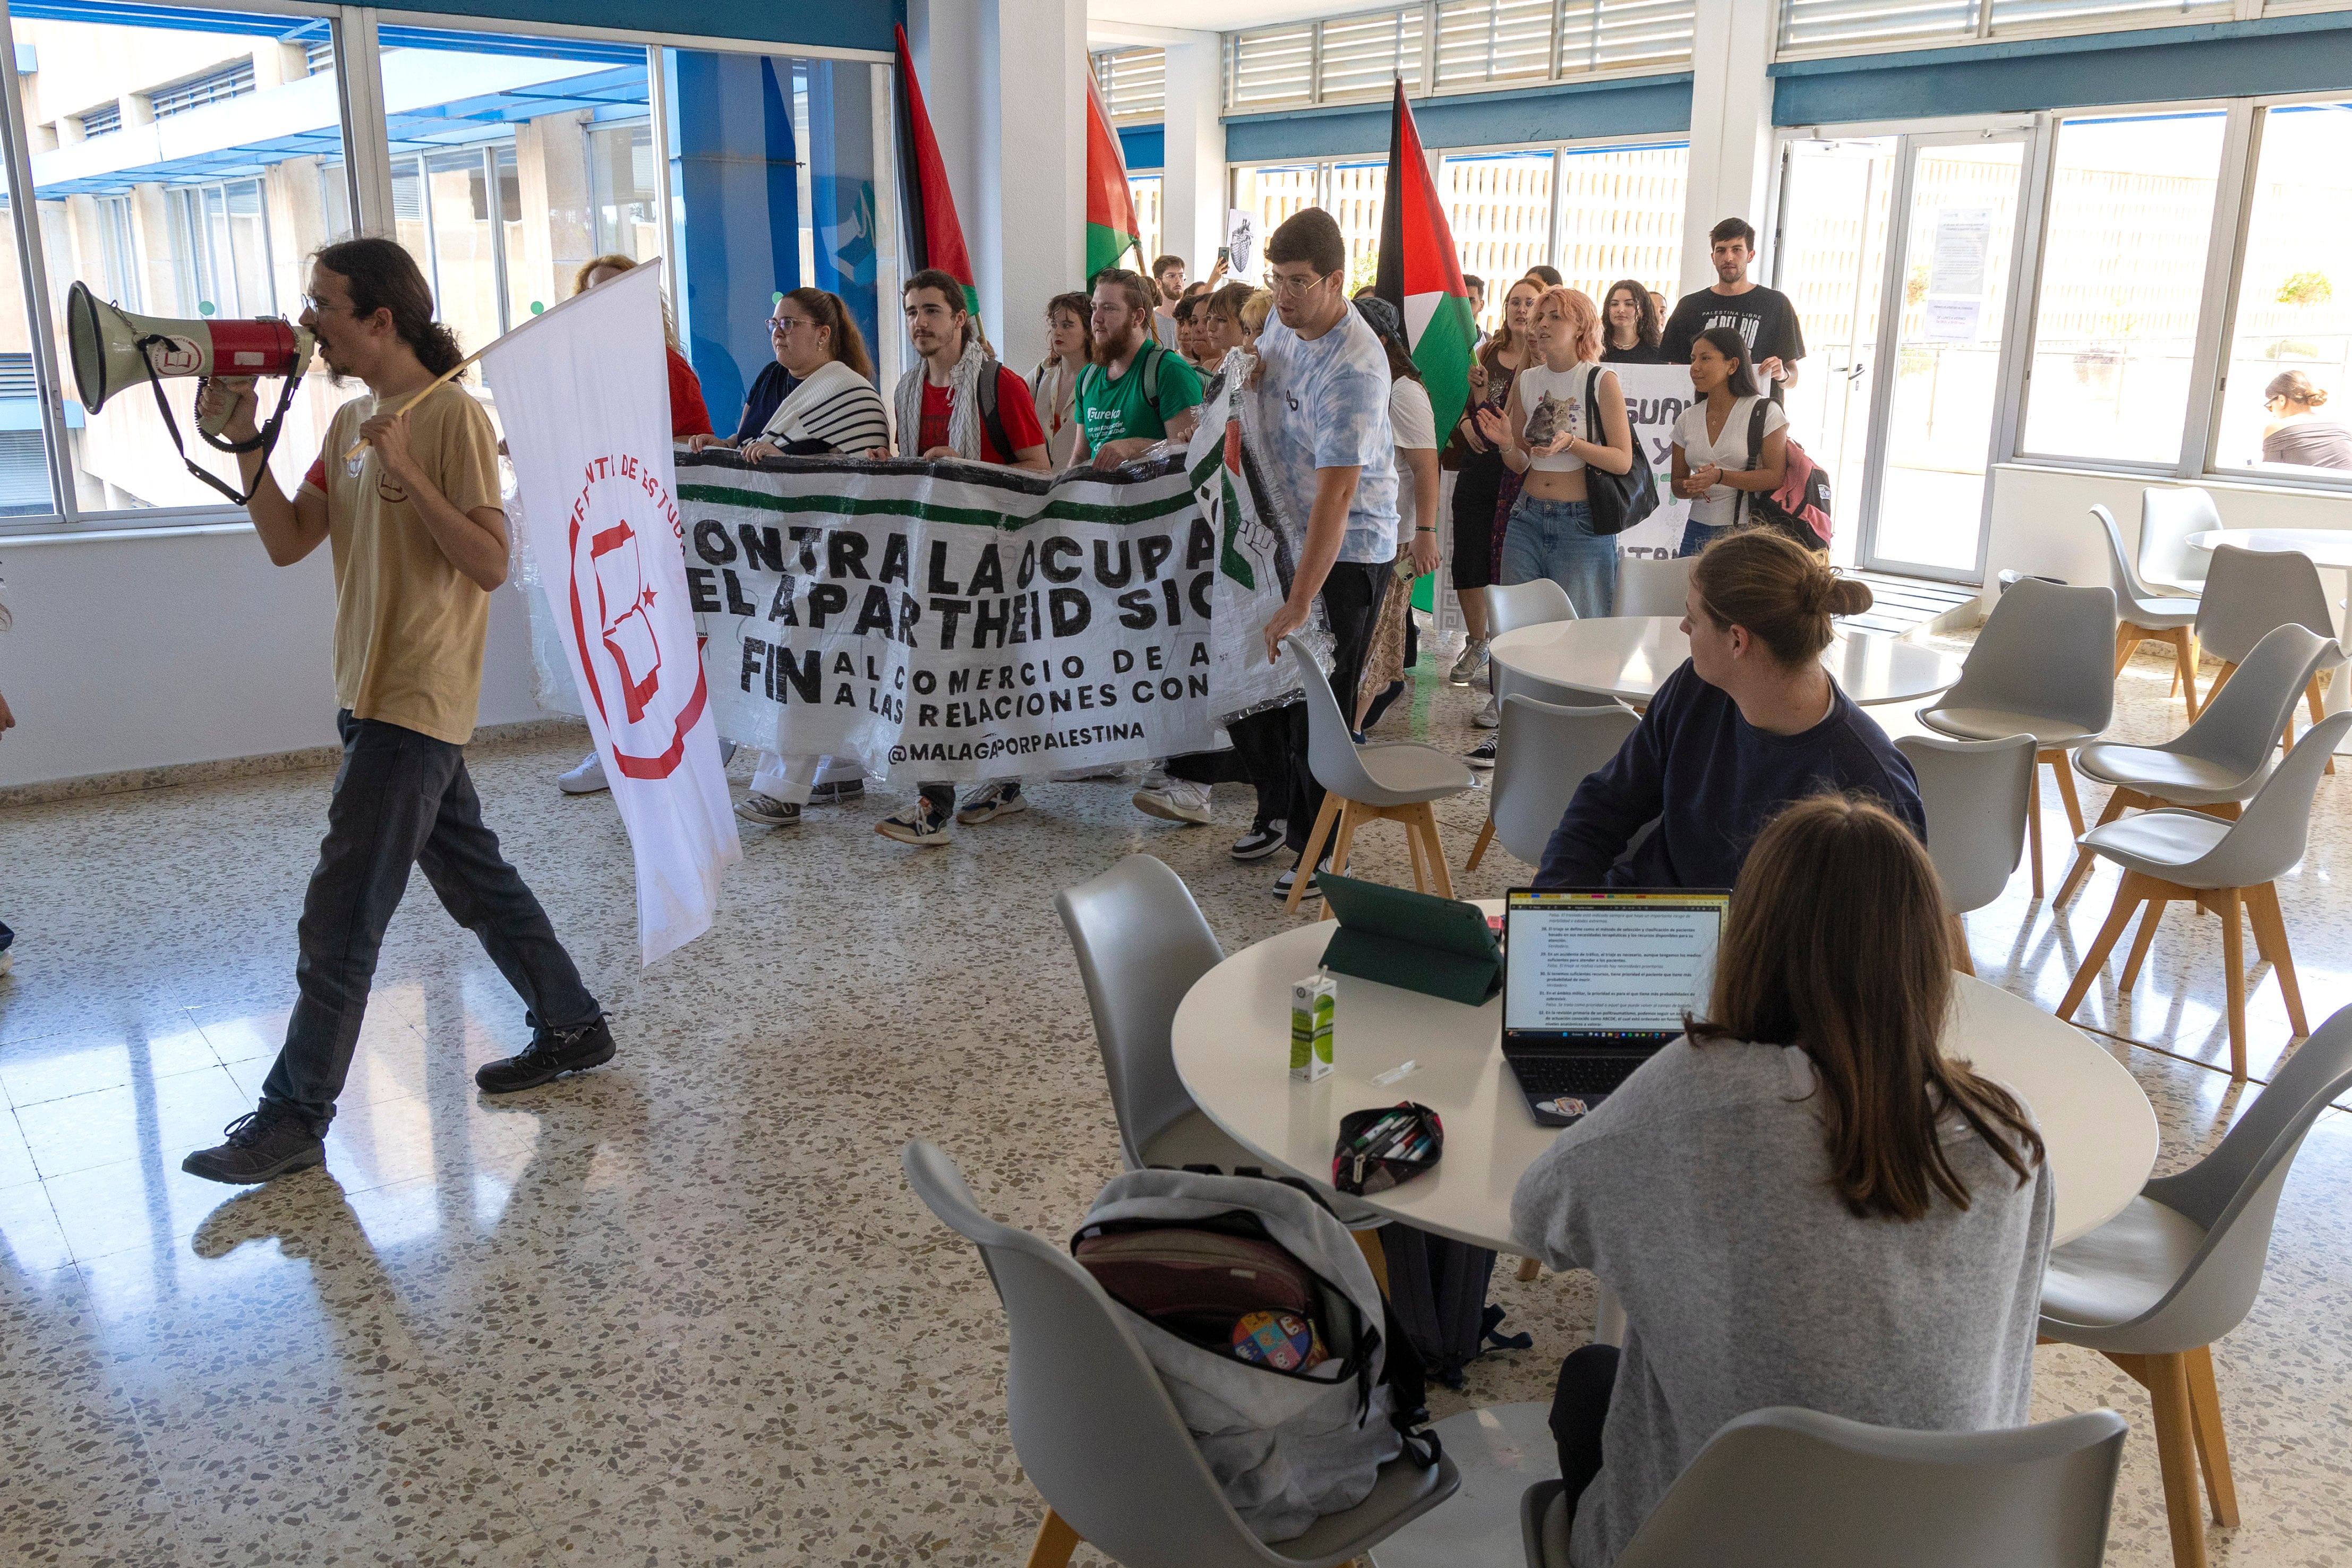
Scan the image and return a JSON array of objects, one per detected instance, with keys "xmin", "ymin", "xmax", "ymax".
[{"xmin": 1332, "ymin": 1102, "xmax": 1443, "ymax": 1197}]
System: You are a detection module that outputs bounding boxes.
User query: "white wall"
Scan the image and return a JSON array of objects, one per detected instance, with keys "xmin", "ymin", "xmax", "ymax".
[
  {"xmin": 1980, "ymin": 464, "xmax": 2352, "ymax": 616},
  {"xmin": 0, "ymin": 524, "xmax": 544, "ymax": 790},
  {"xmin": 1679, "ymin": 0, "xmax": 1777, "ymax": 295}
]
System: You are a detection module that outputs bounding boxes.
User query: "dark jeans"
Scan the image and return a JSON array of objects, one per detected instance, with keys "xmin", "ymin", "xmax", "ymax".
[
  {"xmin": 1549, "ymin": 1342, "xmax": 1621, "ymax": 1536},
  {"xmin": 260, "ymin": 711, "xmax": 599, "ymax": 1132},
  {"xmin": 1168, "ymin": 708, "xmax": 1293, "ymax": 831},
  {"xmin": 1284, "ymin": 560, "xmax": 1390, "ymax": 858}
]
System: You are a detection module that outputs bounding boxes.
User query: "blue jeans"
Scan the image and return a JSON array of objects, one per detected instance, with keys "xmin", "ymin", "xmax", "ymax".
[
  {"xmin": 261, "ymin": 711, "xmax": 600, "ymax": 1130},
  {"xmin": 1678, "ymin": 517, "xmax": 1730, "ymax": 559},
  {"xmin": 1501, "ymin": 495, "xmax": 1616, "ymax": 618}
]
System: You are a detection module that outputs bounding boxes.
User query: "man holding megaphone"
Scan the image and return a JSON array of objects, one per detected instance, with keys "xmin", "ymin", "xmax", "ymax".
[{"xmin": 180, "ymin": 237, "xmax": 616, "ymax": 1187}]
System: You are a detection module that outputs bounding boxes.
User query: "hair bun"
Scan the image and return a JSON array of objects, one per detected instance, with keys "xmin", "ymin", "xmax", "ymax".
[
  {"xmin": 1827, "ymin": 577, "xmax": 1874, "ymax": 617},
  {"xmin": 2310, "ymin": 388, "xmax": 2331, "ymax": 408}
]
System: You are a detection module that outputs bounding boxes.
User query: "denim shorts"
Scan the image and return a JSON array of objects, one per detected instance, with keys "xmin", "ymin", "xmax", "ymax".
[{"xmin": 1500, "ymin": 494, "xmax": 1617, "ymax": 619}]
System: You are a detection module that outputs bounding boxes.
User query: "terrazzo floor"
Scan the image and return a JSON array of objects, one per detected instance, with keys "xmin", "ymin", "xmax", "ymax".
[{"xmin": 0, "ymin": 631, "xmax": 2346, "ymax": 1566}]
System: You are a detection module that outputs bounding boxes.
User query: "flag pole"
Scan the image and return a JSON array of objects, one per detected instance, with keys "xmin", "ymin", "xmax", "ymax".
[{"xmin": 341, "ymin": 258, "xmax": 668, "ymax": 462}]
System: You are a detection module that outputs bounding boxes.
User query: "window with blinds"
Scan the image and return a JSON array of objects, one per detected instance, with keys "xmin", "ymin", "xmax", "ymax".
[
  {"xmin": 1430, "ymin": 0, "xmax": 1697, "ymax": 95},
  {"xmin": 1318, "ymin": 9, "xmax": 1426, "ymax": 102},
  {"xmin": 151, "ymin": 61, "xmax": 258, "ymax": 118},
  {"xmin": 78, "ymin": 102, "xmax": 122, "ymax": 137},
  {"xmin": 1228, "ymin": 23, "xmax": 1318, "ymax": 112},
  {"xmin": 1777, "ymin": 0, "xmax": 2234, "ymax": 58},
  {"xmin": 1092, "ymin": 47, "xmax": 1165, "ymax": 122}
]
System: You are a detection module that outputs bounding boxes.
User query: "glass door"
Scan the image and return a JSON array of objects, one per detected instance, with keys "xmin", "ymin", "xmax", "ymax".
[
  {"xmin": 1775, "ymin": 138, "xmax": 1897, "ymax": 570},
  {"xmin": 1865, "ymin": 133, "xmax": 2029, "ymax": 578},
  {"xmin": 1774, "ymin": 130, "xmax": 2032, "ymax": 581}
]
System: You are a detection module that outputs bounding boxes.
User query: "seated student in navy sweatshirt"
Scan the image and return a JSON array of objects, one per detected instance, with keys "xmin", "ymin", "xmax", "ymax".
[{"xmin": 1535, "ymin": 529, "xmax": 1923, "ymax": 889}]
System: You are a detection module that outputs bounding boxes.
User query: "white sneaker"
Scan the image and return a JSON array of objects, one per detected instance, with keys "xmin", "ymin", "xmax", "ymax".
[
  {"xmin": 557, "ymin": 752, "xmax": 609, "ymax": 794},
  {"xmin": 1134, "ymin": 777, "xmax": 1214, "ymax": 825},
  {"xmin": 1137, "ymin": 765, "xmax": 1174, "ymax": 794},
  {"xmin": 1449, "ymin": 638, "xmax": 1490, "ymax": 685},
  {"xmin": 955, "ymin": 782, "xmax": 1029, "ymax": 824},
  {"xmin": 1473, "ymin": 695, "xmax": 1500, "ymax": 729}
]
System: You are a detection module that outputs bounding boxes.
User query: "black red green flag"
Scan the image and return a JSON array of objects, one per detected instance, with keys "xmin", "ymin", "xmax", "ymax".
[
  {"xmin": 892, "ymin": 24, "xmax": 979, "ymax": 318},
  {"xmin": 1373, "ymin": 79, "xmax": 1476, "ymax": 443}
]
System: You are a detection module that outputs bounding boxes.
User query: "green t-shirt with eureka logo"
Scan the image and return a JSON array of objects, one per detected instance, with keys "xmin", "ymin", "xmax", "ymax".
[{"xmin": 1076, "ymin": 344, "xmax": 1204, "ymax": 455}]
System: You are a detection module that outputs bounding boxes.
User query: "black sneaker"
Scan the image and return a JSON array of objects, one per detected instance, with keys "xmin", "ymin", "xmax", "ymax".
[
  {"xmin": 1466, "ymin": 735, "xmax": 1498, "ymax": 770},
  {"xmin": 808, "ymin": 778, "xmax": 865, "ymax": 804},
  {"xmin": 182, "ymin": 1107, "xmax": 326, "ymax": 1185},
  {"xmin": 1230, "ymin": 822, "xmax": 1287, "ymax": 862},
  {"xmin": 475, "ymin": 1017, "xmax": 618, "ymax": 1094},
  {"xmin": 1273, "ymin": 858, "xmax": 1329, "ymax": 902}
]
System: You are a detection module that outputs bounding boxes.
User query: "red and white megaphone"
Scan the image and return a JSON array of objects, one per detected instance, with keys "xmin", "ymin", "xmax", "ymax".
[{"xmin": 65, "ymin": 280, "xmax": 315, "ymax": 502}]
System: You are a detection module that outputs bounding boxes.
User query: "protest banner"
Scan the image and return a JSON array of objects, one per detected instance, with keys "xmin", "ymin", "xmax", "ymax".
[
  {"xmin": 681, "ymin": 369, "xmax": 1310, "ymax": 783},
  {"xmin": 483, "ymin": 261, "xmax": 741, "ymax": 966},
  {"xmin": 1606, "ymin": 361, "xmax": 1697, "ymax": 559}
]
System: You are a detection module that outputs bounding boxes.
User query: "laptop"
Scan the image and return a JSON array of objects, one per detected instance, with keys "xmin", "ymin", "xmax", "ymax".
[{"xmin": 1501, "ymin": 887, "xmax": 1731, "ymax": 1126}]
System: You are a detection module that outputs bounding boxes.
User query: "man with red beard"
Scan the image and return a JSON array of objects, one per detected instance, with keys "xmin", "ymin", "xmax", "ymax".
[{"xmin": 1072, "ymin": 268, "xmax": 1203, "ymax": 470}]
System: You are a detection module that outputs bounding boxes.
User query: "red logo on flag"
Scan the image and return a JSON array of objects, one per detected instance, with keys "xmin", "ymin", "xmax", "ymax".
[{"xmin": 565, "ymin": 450, "xmax": 707, "ymax": 779}]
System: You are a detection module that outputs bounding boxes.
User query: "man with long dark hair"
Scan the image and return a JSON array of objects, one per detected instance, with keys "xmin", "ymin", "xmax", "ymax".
[{"xmin": 184, "ymin": 237, "xmax": 612, "ymax": 1185}]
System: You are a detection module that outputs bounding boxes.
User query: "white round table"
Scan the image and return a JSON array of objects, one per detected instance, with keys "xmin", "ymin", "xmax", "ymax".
[
  {"xmin": 1489, "ymin": 617, "xmax": 1961, "ymax": 708},
  {"xmin": 2188, "ymin": 528, "xmax": 2352, "ymax": 749},
  {"xmin": 1170, "ymin": 903, "xmax": 2158, "ymax": 1253}
]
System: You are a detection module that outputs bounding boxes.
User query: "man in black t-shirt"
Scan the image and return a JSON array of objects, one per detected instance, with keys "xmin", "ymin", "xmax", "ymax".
[{"xmin": 1661, "ymin": 217, "xmax": 1805, "ymax": 402}]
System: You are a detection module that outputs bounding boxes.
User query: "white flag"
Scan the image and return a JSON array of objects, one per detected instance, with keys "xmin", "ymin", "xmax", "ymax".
[{"xmin": 482, "ymin": 261, "xmax": 740, "ymax": 965}]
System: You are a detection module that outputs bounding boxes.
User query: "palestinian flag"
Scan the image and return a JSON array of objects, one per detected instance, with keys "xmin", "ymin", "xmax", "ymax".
[
  {"xmin": 1373, "ymin": 79, "xmax": 1476, "ymax": 445},
  {"xmin": 892, "ymin": 24, "xmax": 979, "ymax": 317},
  {"xmin": 1084, "ymin": 73, "xmax": 1143, "ymax": 281}
]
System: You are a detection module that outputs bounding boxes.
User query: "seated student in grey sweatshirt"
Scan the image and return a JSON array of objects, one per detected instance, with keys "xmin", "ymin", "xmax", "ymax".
[
  {"xmin": 1534, "ymin": 528, "xmax": 1922, "ymax": 890},
  {"xmin": 1512, "ymin": 795, "xmax": 2051, "ymax": 1566}
]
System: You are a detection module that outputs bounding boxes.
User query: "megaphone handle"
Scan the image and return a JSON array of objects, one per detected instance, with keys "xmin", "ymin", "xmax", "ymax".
[{"xmin": 196, "ymin": 375, "xmax": 256, "ymax": 442}]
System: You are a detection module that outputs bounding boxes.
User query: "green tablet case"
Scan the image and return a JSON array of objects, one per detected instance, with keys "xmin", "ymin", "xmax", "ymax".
[{"xmin": 1315, "ymin": 874, "xmax": 1504, "ymax": 1007}]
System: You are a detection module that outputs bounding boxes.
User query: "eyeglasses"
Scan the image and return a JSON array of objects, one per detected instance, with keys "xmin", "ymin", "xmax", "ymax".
[
  {"xmin": 1268, "ymin": 270, "xmax": 1331, "ymax": 301},
  {"xmin": 768, "ymin": 315, "xmax": 819, "ymax": 333},
  {"xmin": 300, "ymin": 294, "xmax": 353, "ymax": 316}
]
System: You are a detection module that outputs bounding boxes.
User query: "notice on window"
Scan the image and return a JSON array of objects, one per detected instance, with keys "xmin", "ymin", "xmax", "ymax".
[
  {"xmin": 1928, "ymin": 206, "xmax": 1993, "ymax": 299},
  {"xmin": 1924, "ymin": 298, "xmax": 1982, "ymax": 343},
  {"xmin": 1505, "ymin": 906, "xmax": 1721, "ymax": 1034},
  {"xmin": 1226, "ymin": 209, "xmax": 1257, "ymax": 279}
]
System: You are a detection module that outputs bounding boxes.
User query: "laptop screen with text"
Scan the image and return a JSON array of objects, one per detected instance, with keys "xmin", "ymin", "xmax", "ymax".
[{"xmin": 1503, "ymin": 889, "xmax": 1731, "ymax": 1043}]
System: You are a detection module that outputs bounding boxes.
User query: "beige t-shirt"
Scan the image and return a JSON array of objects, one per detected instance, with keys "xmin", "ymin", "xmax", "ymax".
[{"xmin": 300, "ymin": 381, "xmax": 503, "ymax": 745}]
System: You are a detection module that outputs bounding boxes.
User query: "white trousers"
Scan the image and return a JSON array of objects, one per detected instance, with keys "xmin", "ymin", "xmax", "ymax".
[{"xmin": 750, "ymin": 751, "xmax": 866, "ymax": 804}]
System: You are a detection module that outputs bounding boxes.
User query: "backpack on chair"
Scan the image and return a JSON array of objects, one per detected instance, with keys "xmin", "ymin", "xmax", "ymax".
[
  {"xmin": 1741, "ymin": 399, "xmax": 1834, "ymax": 550},
  {"xmin": 1071, "ymin": 1166, "xmax": 1442, "ymax": 1543}
]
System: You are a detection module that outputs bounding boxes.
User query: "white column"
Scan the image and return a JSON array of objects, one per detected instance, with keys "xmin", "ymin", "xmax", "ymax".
[
  {"xmin": 979, "ymin": 0, "xmax": 1086, "ymax": 373},
  {"xmin": 1679, "ymin": 0, "xmax": 1778, "ymax": 297},
  {"xmin": 904, "ymin": 1, "xmax": 982, "ymax": 237},
  {"xmin": 1160, "ymin": 35, "xmax": 1224, "ymax": 278}
]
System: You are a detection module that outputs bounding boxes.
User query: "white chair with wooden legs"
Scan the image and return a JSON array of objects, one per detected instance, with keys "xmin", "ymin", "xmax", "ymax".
[
  {"xmin": 2056, "ymin": 709, "xmax": 2347, "ymax": 1081},
  {"xmin": 2193, "ymin": 543, "xmax": 2346, "ymax": 775},
  {"xmin": 903, "ymin": 1141, "xmax": 1460, "ymax": 1568},
  {"xmin": 1466, "ymin": 696, "xmax": 1641, "ymax": 873},
  {"xmin": 1285, "ymin": 637, "xmax": 1479, "ymax": 918},
  {"xmin": 2136, "ymin": 485, "xmax": 2219, "ymax": 595},
  {"xmin": 1894, "ymin": 734, "xmax": 2035, "ymax": 976},
  {"xmin": 2039, "ymin": 1005, "xmax": 2352, "ymax": 1568},
  {"xmin": 2093, "ymin": 504, "xmax": 2202, "ymax": 719},
  {"xmin": 1918, "ymin": 578, "xmax": 2115, "ymax": 899},
  {"xmin": 1611, "ymin": 554, "xmax": 1697, "ymax": 619},
  {"xmin": 2057, "ymin": 623, "xmax": 2339, "ymax": 908}
]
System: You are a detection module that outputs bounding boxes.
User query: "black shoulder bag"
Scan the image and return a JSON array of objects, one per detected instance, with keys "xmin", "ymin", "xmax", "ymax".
[{"xmin": 1579, "ymin": 364, "xmax": 1658, "ymax": 538}]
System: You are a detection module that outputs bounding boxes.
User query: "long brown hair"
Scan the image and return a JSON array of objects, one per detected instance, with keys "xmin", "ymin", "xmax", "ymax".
[
  {"xmin": 1603, "ymin": 277, "xmax": 1662, "ymax": 350},
  {"xmin": 780, "ymin": 286, "xmax": 874, "ymax": 382},
  {"xmin": 1690, "ymin": 528, "xmax": 1872, "ymax": 665},
  {"xmin": 1478, "ymin": 277, "xmax": 1543, "ymax": 380},
  {"xmin": 314, "ymin": 237, "xmax": 464, "ymax": 377},
  {"xmin": 1688, "ymin": 795, "xmax": 2046, "ymax": 1221},
  {"xmin": 1044, "ymin": 290, "xmax": 1094, "ymax": 363}
]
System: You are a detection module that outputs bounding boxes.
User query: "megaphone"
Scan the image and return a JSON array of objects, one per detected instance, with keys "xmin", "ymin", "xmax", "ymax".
[{"xmin": 65, "ymin": 280, "xmax": 314, "ymax": 502}]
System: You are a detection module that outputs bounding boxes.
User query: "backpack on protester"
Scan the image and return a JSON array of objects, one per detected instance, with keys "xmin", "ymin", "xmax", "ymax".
[
  {"xmin": 973, "ymin": 355, "xmax": 1015, "ymax": 461},
  {"xmin": 1740, "ymin": 398, "xmax": 1835, "ymax": 549},
  {"xmin": 1579, "ymin": 365, "xmax": 1661, "ymax": 538},
  {"xmin": 1072, "ymin": 1166, "xmax": 1443, "ymax": 1543},
  {"xmin": 1074, "ymin": 340, "xmax": 1169, "ymax": 442}
]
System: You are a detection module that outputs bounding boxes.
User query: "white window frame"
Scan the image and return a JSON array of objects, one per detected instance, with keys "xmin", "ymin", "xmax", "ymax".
[{"xmin": 0, "ymin": 0, "xmax": 895, "ymax": 535}]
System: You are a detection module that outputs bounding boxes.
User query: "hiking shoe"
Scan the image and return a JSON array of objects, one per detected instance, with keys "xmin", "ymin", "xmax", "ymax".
[
  {"xmin": 808, "ymin": 778, "xmax": 865, "ymax": 804},
  {"xmin": 956, "ymin": 782, "xmax": 1028, "ymax": 825},
  {"xmin": 1449, "ymin": 639, "xmax": 1489, "ymax": 684},
  {"xmin": 734, "ymin": 792, "xmax": 801, "ymax": 827},
  {"xmin": 1134, "ymin": 778, "xmax": 1214, "ymax": 825},
  {"xmin": 558, "ymin": 752, "xmax": 609, "ymax": 794},
  {"xmin": 876, "ymin": 797, "xmax": 952, "ymax": 845},
  {"xmin": 476, "ymin": 1017, "xmax": 617, "ymax": 1094},
  {"xmin": 1230, "ymin": 822, "xmax": 1287, "ymax": 861},
  {"xmin": 182, "ymin": 1108, "xmax": 325, "ymax": 1185},
  {"xmin": 1466, "ymin": 735, "xmax": 1498, "ymax": 769}
]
